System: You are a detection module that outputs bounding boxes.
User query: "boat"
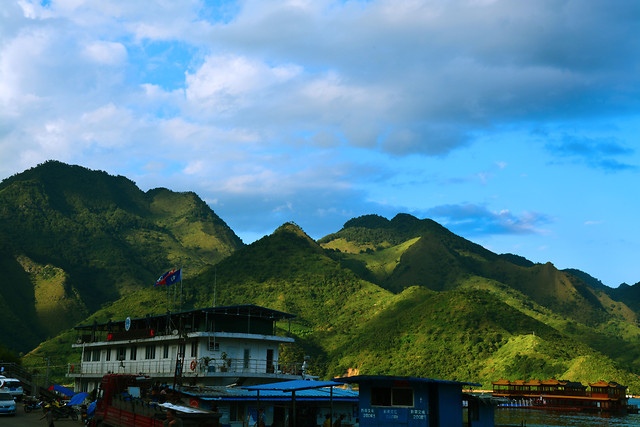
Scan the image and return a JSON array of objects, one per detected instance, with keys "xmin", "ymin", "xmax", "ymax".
[{"xmin": 491, "ymin": 378, "xmax": 638, "ymax": 414}]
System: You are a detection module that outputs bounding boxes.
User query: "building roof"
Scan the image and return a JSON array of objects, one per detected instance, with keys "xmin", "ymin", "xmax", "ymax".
[
  {"xmin": 589, "ymin": 381, "xmax": 627, "ymax": 389},
  {"xmin": 333, "ymin": 375, "xmax": 481, "ymax": 388},
  {"xmin": 74, "ymin": 304, "xmax": 295, "ymax": 331},
  {"xmin": 243, "ymin": 380, "xmax": 343, "ymax": 392},
  {"xmin": 177, "ymin": 384, "xmax": 358, "ymax": 402}
]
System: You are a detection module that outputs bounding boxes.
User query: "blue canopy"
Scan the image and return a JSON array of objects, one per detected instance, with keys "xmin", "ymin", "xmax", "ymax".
[
  {"xmin": 87, "ymin": 400, "xmax": 96, "ymax": 416},
  {"xmin": 67, "ymin": 392, "xmax": 89, "ymax": 406},
  {"xmin": 48, "ymin": 384, "xmax": 75, "ymax": 397}
]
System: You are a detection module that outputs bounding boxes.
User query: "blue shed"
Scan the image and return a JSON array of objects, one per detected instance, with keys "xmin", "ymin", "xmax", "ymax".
[{"xmin": 334, "ymin": 375, "xmax": 492, "ymax": 427}]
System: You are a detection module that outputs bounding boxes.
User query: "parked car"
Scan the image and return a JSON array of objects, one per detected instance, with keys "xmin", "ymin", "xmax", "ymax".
[
  {"xmin": 0, "ymin": 392, "xmax": 16, "ymax": 416},
  {"xmin": 0, "ymin": 376, "xmax": 23, "ymax": 401}
]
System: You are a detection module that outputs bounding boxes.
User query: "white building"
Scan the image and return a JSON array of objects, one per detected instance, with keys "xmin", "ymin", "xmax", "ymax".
[{"xmin": 68, "ymin": 305, "xmax": 303, "ymax": 392}]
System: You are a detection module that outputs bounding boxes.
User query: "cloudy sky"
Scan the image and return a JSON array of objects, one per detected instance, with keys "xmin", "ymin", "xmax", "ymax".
[{"xmin": 1, "ymin": 0, "xmax": 639, "ymax": 287}]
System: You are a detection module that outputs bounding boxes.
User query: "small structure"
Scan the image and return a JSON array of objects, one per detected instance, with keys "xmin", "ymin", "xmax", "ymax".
[{"xmin": 333, "ymin": 375, "xmax": 493, "ymax": 427}]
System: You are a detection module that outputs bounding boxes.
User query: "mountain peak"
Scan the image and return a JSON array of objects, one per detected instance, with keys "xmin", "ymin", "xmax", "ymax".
[
  {"xmin": 273, "ymin": 222, "xmax": 317, "ymax": 244},
  {"xmin": 342, "ymin": 214, "xmax": 391, "ymax": 229}
]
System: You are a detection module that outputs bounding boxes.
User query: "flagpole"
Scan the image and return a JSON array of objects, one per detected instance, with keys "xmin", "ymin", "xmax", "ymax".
[{"xmin": 173, "ymin": 268, "xmax": 177, "ymax": 310}]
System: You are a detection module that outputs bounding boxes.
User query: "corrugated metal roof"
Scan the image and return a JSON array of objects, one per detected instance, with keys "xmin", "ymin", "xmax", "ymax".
[{"xmin": 334, "ymin": 375, "xmax": 482, "ymax": 387}]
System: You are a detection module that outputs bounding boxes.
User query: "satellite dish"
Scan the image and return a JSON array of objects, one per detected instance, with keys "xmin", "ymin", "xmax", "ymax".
[{"xmin": 172, "ymin": 329, "xmax": 179, "ymax": 335}]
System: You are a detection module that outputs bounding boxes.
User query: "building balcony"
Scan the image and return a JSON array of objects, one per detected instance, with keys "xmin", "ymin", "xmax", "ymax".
[{"xmin": 66, "ymin": 357, "xmax": 304, "ymax": 380}]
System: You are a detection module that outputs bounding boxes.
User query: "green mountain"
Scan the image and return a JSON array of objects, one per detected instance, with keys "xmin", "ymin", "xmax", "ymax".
[
  {"xmin": 0, "ymin": 161, "xmax": 243, "ymax": 352},
  {"xmin": 33, "ymin": 220, "xmax": 640, "ymax": 392},
  {"xmin": 608, "ymin": 282, "xmax": 640, "ymax": 313},
  {"xmin": 6, "ymin": 163, "xmax": 640, "ymax": 393},
  {"xmin": 319, "ymin": 214, "xmax": 640, "ymax": 385}
]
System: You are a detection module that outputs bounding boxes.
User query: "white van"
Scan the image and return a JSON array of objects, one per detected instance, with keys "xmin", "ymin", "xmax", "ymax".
[
  {"xmin": 0, "ymin": 391, "xmax": 16, "ymax": 416},
  {"xmin": 0, "ymin": 376, "xmax": 23, "ymax": 401}
]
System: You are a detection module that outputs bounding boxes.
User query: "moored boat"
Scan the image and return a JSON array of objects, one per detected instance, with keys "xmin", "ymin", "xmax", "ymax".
[{"xmin": 492, "ymin": 378, "xmax": 638, "ymax": 414}]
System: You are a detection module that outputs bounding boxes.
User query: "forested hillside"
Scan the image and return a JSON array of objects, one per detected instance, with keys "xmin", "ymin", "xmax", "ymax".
[
  {"xmin": 0, "ymin": 161, "xmax": 243, "ymax": 352},
  {"xmin": 5, "ymin": 162, "xmax": 640, "ymax": 393}
]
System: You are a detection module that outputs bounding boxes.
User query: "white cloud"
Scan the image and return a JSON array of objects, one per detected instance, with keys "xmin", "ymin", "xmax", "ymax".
[
  {"xmin": 185, "ymin": 54, "xmax": 301, "ymax": 113},
  {"xmin": 1, "ymin": 0, "xmax": 639, "ymax": 286},
  {"xmin": 83, "ymin": 40, "xmax": 127, "ymax": 65}
]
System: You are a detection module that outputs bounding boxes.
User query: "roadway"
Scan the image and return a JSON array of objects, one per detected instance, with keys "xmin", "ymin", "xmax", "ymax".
[{"xmin": 0, "ymin": 408, "xmax": 83, "ymax": 426}]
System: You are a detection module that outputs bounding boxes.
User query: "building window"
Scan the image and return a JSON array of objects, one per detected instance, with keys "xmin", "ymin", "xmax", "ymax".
[
  {"xmin": 130, "ymin": 346, "xmax": 137, "ymax": 361},
  {"xmin": 83, "ymin": 350, "xmax": 91, "ymax": 362},
  {"xmin": 243, "ymin": 349, "xmax": 250, "ymax": 368},
  {"xmin": 178, "ymin": 343, "xmax": 186, "ymax": 357},
  {"xmin": 371, "ymin": 387, "xmax": 414, "ymax": 407},
  {"xmin": 208, "ymin": 341, "xmax": 219, "ymax": 351},
  {"xmin": 105, "ymin": 349, "xmax": 111, "ymax": 361},
  {"xmin": 117, "ymin": 347, "xmax": 126, "ymax": 361},
  {"xmin": 145, "ymin": 345, "xmax": 156, "ymax": 360},
  {"xmin": 92, "ymin": 349, "xmax": 101, "ymax": 362},
  {"xmin": 163, "ymin": 344, "xmax": 169, "ymax": 359},
  {"xmin": 190, "ymin": 341, "xmax": 198, "ymax": 358}
]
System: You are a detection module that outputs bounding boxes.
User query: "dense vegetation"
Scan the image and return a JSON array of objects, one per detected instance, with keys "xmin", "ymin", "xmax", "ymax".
[
  {"xmin": 4, "ymin": 162, "xmax": 640, "ymax": 393},
  {"xmin": 0, "ymin": 161, "xmax": 243, "ymax": 352}
]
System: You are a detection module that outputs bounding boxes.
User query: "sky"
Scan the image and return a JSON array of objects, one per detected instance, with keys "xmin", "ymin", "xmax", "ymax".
[{"xmin": 0, "ymin": 0, "xmax": 639, "ymax": 288}]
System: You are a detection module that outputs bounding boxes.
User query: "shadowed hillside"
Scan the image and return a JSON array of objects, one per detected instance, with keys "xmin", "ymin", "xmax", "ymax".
[{"xmin": 0, "ymin": 161, "xmax": 243, "ymax": 352}]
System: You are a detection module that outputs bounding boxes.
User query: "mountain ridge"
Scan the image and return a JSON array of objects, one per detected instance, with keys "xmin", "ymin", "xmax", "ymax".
[
  {"xmin": 4, "ymin": 162, "xmax": 640, "ymax": 392},
  {"xmin": 0, "ymin": 161, "xmax": 243, "ymax": 352}
]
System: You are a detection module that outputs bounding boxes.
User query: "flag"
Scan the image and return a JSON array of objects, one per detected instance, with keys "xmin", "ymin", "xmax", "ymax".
[
  {"xmin": 165, "ymin": 268, "xmax": 182, "ymax": 286},
  {"xmin": 154, "ymin": 269, "xmax": 174, "ymax": 286}
]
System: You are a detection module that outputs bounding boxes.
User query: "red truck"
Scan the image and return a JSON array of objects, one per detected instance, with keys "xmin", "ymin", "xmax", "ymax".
[{"xmin": 92, "ymin": 374, "xmax": 219, "ymax": 427}]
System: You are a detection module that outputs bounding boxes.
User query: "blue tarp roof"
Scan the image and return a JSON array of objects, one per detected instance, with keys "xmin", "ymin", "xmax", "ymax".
[
  {"xmin": 243, "ymin": 380, "xmax": 342, "ymax": 392},
  {"xmin": 48, "ymin": 384, "xmax": 75, "ymax": 397},
  {"xmin": 177, "ymin": 384, "xmax": 358, "ymax": 402},
  {"xmin": 67, "ymin": 392, "xmax": 89, "ymax": 406},
  {"xmin": 333, "ymin": 375, "xmax": 482, "ymax": 387}
]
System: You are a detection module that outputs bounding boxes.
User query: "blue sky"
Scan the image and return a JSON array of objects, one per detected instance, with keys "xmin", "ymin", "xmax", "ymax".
[{"xmin": 1, "ymin": 0, "xmax": 638, "ymax": 287}]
